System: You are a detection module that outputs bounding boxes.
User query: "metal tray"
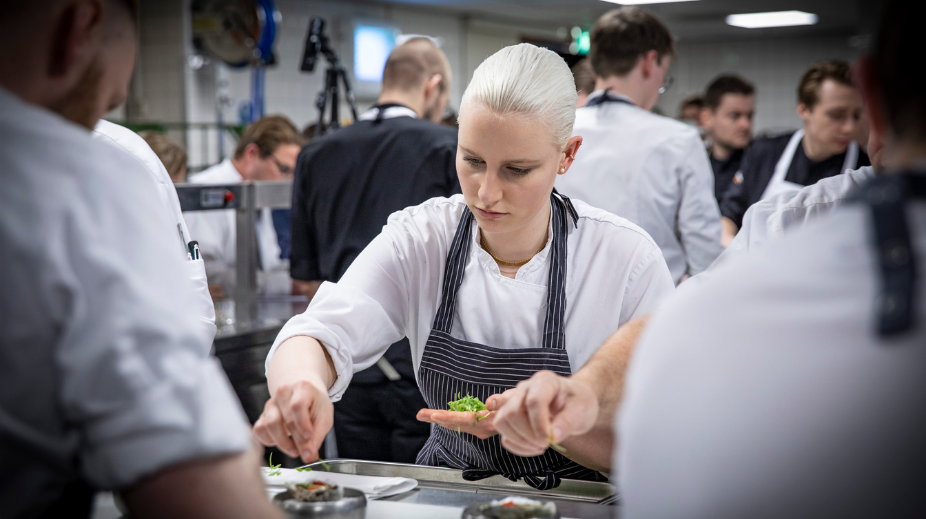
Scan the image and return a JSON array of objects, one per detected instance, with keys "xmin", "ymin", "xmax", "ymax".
[{"xmin": 301, "ymin": 460, "xmax": 617, "ymax": 505}]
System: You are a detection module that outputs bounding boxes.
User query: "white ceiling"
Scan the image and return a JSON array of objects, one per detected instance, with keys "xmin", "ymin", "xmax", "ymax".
[{"xmin": 364, "ymin": 0, "xmax": 874, "ymax": 42}]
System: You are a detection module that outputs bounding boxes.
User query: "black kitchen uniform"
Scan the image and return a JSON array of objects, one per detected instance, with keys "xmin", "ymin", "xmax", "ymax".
[
  {"xmin": 291, "ymin": 103, "xmax": 459, "ymax": 463},
  {"xmin": 709, "ymin": 147, "xmax": 745, "ymax": 203},
  {"xmin": 720, "ymin": 131, "xmax": 870, "ymax": 228}
]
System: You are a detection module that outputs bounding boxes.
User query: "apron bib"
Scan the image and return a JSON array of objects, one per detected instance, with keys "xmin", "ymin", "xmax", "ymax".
[
  {"xmin": 415, "ymin": 193, "xmax": 605, "ymax": 490},
  {"xmin": 761, "ymin": 129, "xmax": 859, "ymax": 201}
]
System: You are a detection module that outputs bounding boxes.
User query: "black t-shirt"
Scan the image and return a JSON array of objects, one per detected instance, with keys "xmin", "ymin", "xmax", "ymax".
[
  {"xmin": 719, "ymin": 132, "xmax": 870, "ymax": 228},
  {"xmin": 709, "ymin": 147, "xmax": 745, "ymax": 202},
  {"xmin": 291, "ymin": 110, "xmax": 459, "ymax": 383}
]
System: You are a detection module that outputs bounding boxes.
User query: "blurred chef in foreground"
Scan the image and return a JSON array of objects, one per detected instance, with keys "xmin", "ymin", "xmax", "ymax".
[
  {"xmin": 720, "ymin": 60, "xmax": 871, "ymax": 245},
  {"xmin": 558, "ymin": 8, "xmax": 722, "ymax": 284},
  {"xmin": 491, "ymin": 1, "xmax": 926, "ymax": 515},
  {"xmin": 699, "ymin": 74, "xmax": 755, "ymax": 202},
  {"xmin": 254, "ymin": 43, "xmax": 674, "ymax": 489},
  {"xmin": 92, "ymin": 121, "xmax": 216, "ymax": 351},
  {"xmin": 0, "ymin": 1, "xmax": 280, "ymax": 517}
]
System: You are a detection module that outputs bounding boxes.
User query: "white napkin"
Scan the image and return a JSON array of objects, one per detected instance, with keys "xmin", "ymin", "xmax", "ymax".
[{"xmin": 263, "ymin": 468, "xmax": 417, "ymax": 499}]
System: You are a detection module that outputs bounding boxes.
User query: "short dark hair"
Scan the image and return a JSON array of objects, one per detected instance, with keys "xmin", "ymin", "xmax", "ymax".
[
  {"xmin": 875, "ymin": 0, "xmax": 925, "ymax": 141},
  {"xmin": 571, "ymin": 59, "xmax": 596, "ymax": 96},
  {"xmin": 704, "ymin": 75, "xmax": 754, "ymax": 111},
  {"xmin": 589, "ymin": 8, "xmax": 675, "ymax": 79},
  {"xmin": 797, "ymin": 60, "xmax": 854, "ymax": 110},
  {"xmin": 680, "ymin": 94, "xmax": 703, "ymax": 111},
  {"xmin": 234, "ymin": 115, "xmax": 304, "ymax": 160},
  {"xmin": 382, "ymin": 37, "xmax": 448, "ymax": 94}
]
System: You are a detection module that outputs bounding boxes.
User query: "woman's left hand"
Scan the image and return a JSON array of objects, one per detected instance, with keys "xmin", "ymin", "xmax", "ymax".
[{"xmin": 416, "ymin": 390, "xmax": 513, "ymax": 439}]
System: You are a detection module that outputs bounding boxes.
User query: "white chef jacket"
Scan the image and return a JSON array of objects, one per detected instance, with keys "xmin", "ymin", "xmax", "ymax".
[
  {"xmin": 0, "ymin": 87, "xmax": 249, "ymax": 499},
  {"xmin": 557, "ymin": 91, "xmax": 723, "ymax": 284},
  {"xmin": 708, "ymin": 166, "xmax": 876, "ymax": 273},
  {"xmin": 91, "ymin": 120, "xmax": 216, "ymax": 349},
  {"xmin": 267, "ymin": 194, "xmax": 675, "ymax": 401},
  {"xmin": 617, "ymin": 191, "xmax": 926, "ymax": 517},
  {"xmin": 184, "ymin": 159, "xmax": 290, "ymax": 296}
]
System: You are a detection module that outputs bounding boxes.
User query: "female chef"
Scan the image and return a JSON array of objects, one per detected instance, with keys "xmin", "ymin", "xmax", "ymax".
[{"xmin": 253, "ymin": 43, "xmax": 674, "ymax": 489}]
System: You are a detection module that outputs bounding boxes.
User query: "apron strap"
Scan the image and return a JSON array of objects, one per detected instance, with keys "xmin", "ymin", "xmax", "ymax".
[
  {"xmin": 432, "ymin": 209, "xmax": 476, "ymax": 333},
  {"xmin": 431, "ymin": 194, "xmax": 574, "ymax": 350},
  {"xmin": 854, "ymin": 172, "xmax": 925, "ymax": 336}
]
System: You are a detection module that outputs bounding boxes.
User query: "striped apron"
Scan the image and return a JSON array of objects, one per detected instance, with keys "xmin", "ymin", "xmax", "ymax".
[{"xmin": 415, "ymin": 193, "xmax": 606, "ymax": 490}]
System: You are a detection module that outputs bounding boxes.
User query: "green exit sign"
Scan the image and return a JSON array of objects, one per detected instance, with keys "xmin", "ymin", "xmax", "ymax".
[{"xmin": 570, "ymin": 27, "xmax": 590, "ymax": 55}]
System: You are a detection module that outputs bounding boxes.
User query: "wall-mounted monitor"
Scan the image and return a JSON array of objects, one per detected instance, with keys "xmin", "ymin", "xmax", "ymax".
[{"xmin": 351, "ymin": 21, "xmax": 399, "ymax": 98}]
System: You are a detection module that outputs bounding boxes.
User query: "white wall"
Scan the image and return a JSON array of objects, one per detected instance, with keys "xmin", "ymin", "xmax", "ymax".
[{"xmin": 656, "ymin": 35, "xmax": 862, "ymax": 135}]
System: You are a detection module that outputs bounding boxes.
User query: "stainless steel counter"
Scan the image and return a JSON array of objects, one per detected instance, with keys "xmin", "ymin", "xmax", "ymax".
[{"xmin": 91, "ymin": 460, "xmax": 618, "ymax": 519}]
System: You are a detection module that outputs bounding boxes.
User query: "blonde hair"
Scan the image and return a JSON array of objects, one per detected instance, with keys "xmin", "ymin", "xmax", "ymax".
[{"xmin": 461, "ymin": 43, "xmax": 577, "ymax": 149}]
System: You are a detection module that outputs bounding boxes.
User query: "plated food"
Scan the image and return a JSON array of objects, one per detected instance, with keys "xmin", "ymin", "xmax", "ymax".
[
  {"xmin": 464, "ymin": 496, "xmax": 559, "ymax": 519},
  {"xmin": 284, "ymin": 480, "xmax": 343, "ymax": 502}
]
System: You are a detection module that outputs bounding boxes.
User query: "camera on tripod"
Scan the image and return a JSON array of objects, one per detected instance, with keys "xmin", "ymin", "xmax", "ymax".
[{"xmin": 300, "ymin": 17, "xmax": 358, "ymax": 137}]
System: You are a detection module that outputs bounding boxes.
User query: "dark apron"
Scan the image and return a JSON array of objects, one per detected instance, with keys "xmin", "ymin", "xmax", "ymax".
[
  {"xmin": 415, "ymin": 192, "xmax": 606, "ymax": 490},
  {"xmin": 854, "ymin": 172, "xmax": 925, "ymax": 336}
]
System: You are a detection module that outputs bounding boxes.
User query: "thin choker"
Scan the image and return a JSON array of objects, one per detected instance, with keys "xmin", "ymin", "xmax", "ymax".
[{"xmin": 480, "ymin": 231, "xmax": 546, "ymax": 267}]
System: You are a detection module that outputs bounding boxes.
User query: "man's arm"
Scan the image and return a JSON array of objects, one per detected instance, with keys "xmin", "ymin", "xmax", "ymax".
[
  {"xmin": 490, "ymin": 316, "xmax": 650, "ymax": 471},
  {"xmin": 122, "ymin": 443, "xmax": 282, "ymax": 519}
]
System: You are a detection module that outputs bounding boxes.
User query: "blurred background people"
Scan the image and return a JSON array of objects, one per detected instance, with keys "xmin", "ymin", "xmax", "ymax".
[
  {"xmin": 720, "ymin": 60, "xmax": 870, "ymax": 245},
  {"xmin": 677, "ymin": 93, "xmax": 703, "ymax": 127},
  {"xmin": 700, "ymin": 74, "xmax": 756, "ymax": 202},
  {"xmin": 139, "ymin": 130, "xmax": 188, "ymax": 183},
  {"xmin": 571, "ymin": 59, "xmax": 596, "ymax": 108},
  {"xmin": 185, "ymin": 115, "xmax": 304, "ymax": 299},
  {"xmin": 558, "ymin": 7, "xmax": 722, "ymax": 284},
  {"xmin": 289, "ymin": 37, "xmax": 458, "ymax": 464},
  {"xmin": 0, "ymin": 1, "xmax": 279, "ymax": 517}
]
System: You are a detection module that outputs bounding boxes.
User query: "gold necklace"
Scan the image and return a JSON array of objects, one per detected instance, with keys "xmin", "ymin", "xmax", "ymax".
[{"xmin": 480, "ymin": 232, "xmax": 546, "ymax": 267}]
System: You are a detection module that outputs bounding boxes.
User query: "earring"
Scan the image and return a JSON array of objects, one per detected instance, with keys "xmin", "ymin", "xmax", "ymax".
[{"xmin": 560, "ymin": 167, "xmax": 566, "ymax": 173}]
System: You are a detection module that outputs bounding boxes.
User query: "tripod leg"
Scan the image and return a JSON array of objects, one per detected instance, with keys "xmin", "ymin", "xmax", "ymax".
[{"xmin": 338, "ymin": 66, "xmax": 360, "ymax": 122}]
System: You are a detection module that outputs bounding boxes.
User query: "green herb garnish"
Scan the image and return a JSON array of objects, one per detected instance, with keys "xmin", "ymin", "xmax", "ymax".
[
  {"xmin": 296, "ymin": 461, "xmax": 331, "ymax": 472},
  {"xmin": 266, "ymin": 453, "xmax": 282, "ymax": 477},
  {"xmin": 448, "ymin": 392, "xmax": 491, "ymax": 427}
]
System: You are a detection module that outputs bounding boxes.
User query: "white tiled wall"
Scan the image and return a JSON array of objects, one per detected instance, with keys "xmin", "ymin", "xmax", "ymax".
[{"xmin": 655, "ymin": 35, "xmax": 862, "ymax": 135}]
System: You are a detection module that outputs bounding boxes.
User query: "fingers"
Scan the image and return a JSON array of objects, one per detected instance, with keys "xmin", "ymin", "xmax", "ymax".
[
  {"xmin": 252, "ymin": 380, "xmax": 334, "ymax": 463},
  {"xmin": 494, "ymin": 388, "xmax": 549, "ymax": 456},
  {"xmin": 549, "ymin": 383, "xmax": 599, "ymax": 443},
  {"xmin": 522, "ymin": 375, "xmax": 558, "ymax": 443},
  {"xmin": 253, "ymin": 398, "xmax": 299, "ymax": 458}
]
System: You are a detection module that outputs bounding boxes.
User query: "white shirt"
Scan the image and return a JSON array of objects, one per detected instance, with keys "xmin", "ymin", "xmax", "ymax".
[
  {"xmin": 617, "ymin": 194, "xmax": 926, "ymax": 517},
  {"xmin": 0, "ymin": 88, "xmax": 249, "ymax": 497},
  {"xmin": 91, "ymin": 120, "xmax": 216, "ymax": 349},
  {"xmin": 709, "ymin": 166, "xmax": 876, "ymax": 272},
  {"xmin": 184, "ymin": 159, "xmax": 290, "ymax": 295},
  {"xmin": 557, "ymin": 91, "xmax": 724, "ymax": 284},
  {"xmin": 267, "ymin": 195, "xmax": 675, "ymax": 401}
]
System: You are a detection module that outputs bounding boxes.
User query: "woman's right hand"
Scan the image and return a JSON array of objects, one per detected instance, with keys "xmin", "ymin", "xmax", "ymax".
[{"xmin": 253, "ymin": 378, "xmax": 333, "ymax": 463}]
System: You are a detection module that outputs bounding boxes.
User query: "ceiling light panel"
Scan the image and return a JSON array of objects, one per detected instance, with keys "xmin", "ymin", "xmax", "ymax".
[
  {"xmin": 601, "ymin": 0, "xmax": 698, "ymax": 5},
  {"xmin": 726, "ymin": 11, "xmax": 819, "ymax": 29}
]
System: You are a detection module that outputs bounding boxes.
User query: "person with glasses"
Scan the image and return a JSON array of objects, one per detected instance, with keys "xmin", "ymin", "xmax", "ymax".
[
  {"xmin": 556, "ymin": 7, "xmax": 723, "ymax": 285},
  {"xmin": 719, "ymin": 60, "xmax": 870, "ymax": 246},
  {"xmin": 185, "ymin": 115, "xmax": 305, "ymax": 299}
]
